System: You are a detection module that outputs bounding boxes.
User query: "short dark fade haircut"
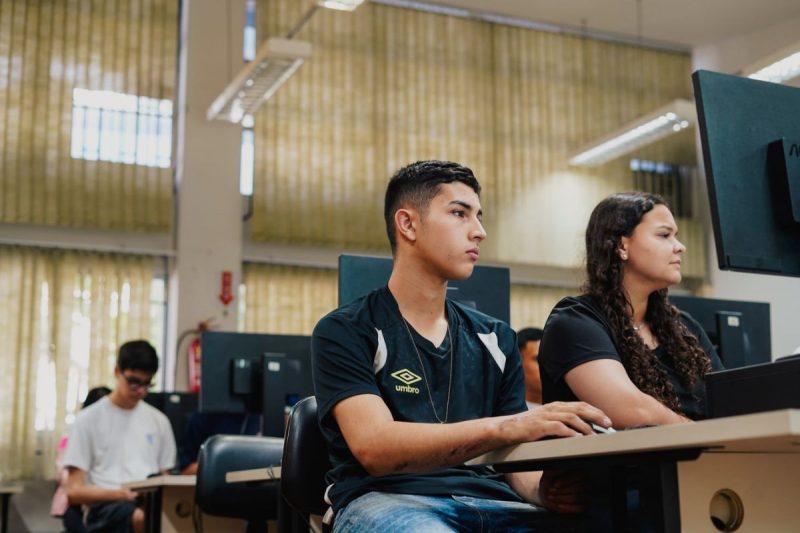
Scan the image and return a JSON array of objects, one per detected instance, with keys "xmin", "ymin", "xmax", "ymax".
[
  {"xmin": 117, "ymin": 340, "xmax": 159, "ymax": 375},
  {"xmin": 517, "ymin": 327, "xmax": 543, "ymax": 351},
  {"xmin": 384, "ymin": 160, "xmax": 481, "ymax": 254}
]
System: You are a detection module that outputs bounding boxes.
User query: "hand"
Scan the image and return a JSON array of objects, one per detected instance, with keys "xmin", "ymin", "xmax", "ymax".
[
  {"xmin": 538, "ymin": 469, "xmax": 588, "ymax": 514},
  {"xmin": 118, "ymin": 488, "xmax": 138, "ymax": 502},
  {"xmin": 510, "ymin": 401, "xmax": 612, "ymax": 442}
]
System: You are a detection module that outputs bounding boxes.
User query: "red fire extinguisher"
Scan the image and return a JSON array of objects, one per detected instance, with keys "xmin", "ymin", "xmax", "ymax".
[
  {"xmin": 188, "ymin": 337, "xmax": 202, "ymax": 394},
  {"xmin": 184, "ymin": 319, "xmax": 212, "ymax": 394}
]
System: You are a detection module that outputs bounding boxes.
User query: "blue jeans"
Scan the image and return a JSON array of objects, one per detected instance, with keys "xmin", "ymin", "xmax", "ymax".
[{"xmin": 333, "ymin": 492, "xmax": 587, "ymax": 533}]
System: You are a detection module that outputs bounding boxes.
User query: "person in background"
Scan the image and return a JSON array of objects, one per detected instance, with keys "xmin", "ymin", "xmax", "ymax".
[
  {"xmin": 539, "ymin": 192, "xmax": 723, "ymax": 428},
  {"xmin": 51, "ymin": 386, "xmax": 112, "ymax": 531},
  {"xmin": 517, "ymin": 327, "xmax": 544, "ymax": 409},
  {"xmin": 64, "ymin": 341, "xmax": 176, "ymax": 533}
]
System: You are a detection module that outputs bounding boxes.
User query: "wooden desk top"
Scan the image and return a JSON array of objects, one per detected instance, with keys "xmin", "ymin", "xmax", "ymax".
[
  {"xmin": 0, "ymin": 485, "xmax": 23, "ymax": 494},
  {"xmin": 469, "ymin": 409, "xmax": 800, "ymax": 468},
  {"xmin": 124, "ymin": 475, "xmax": 196, "ymax": 490},
  {"xmin": 225, "ymin": 466, "xmax": 281, "ymax": 483}
]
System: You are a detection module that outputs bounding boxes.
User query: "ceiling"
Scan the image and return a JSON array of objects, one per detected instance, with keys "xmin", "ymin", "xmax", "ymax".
[{"xmin": 415, "ymin": 0, "xmax": 800, "ymax": 50}]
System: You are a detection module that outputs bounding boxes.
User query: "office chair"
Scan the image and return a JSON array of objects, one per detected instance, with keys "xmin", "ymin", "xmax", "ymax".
[
  {"xmin": 281, "ymin": 396, "xmax": 332, "ymax": 531},
  {"xmin": 195, "ymin": 434, "xmax": 283, "ymax": 532}
]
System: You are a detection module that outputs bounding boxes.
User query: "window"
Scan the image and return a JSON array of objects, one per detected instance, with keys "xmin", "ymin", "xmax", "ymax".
[{"xmin": 70, "ymin": 88, "xmax": 173, "ymax": 168}]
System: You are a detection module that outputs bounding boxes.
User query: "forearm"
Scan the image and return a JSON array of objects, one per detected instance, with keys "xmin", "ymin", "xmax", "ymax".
[
  {"xmin": 337, "ymin": 395, "xmax": 609, "ymax": 477},
  {"xmin": 609, "ymin": 392, "xmax": 689, "ymax": 428},
  {"xmin": 349, "ymin": 416, "xmax": 511, "ymax": 477},
  {"xmin": 67, "ymin": 484, "xmax": 130, "ymax": 506}
]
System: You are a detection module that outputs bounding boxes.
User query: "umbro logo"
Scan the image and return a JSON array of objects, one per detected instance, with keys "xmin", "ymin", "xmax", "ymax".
[
  {"xmin": 391, "ymin": 369, "xmax": 421, "ymax": 394},
  {"xmin": 391, "ymin": 369, "xmax": 422, "ymax": 385}
]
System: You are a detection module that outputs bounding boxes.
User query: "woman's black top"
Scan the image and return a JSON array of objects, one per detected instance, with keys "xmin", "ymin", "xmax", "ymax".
[{"xmin": 539, "ymin": 295, "xmax": 724, "ymax": 420}]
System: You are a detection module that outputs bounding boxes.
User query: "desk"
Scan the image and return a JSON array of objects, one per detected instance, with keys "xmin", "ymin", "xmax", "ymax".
[
  {"xmin": 225, "ymin": 465, "xmax": 282, "ymax": 483},
  {"xmin": 124, "ymin": 475, "xmax": 245, "ymax": 533},
  {"xmin": 0, "ymin": 485, "xmax": 22, "ymax": 533},
  {"xmin": 469, "ymin": 409, "xmax": 800, "ymax": 532}
]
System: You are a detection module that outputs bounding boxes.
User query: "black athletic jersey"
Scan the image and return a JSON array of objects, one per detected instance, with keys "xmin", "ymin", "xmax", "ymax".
[
  {"xmin": 539, "ymin": 295, "xmax": 724, "ymax": 421},
  {"xmin": 312, "ymin": 286, "xmax": 526, "ymax": 512}
]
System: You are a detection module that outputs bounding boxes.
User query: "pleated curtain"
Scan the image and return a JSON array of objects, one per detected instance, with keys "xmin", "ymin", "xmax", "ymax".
[
  {"xmin": 241, "ymin": 263, "xmax": 338, "ymax": 334},
  {"xmin": 0, "ymin": 0, "xmax": 177, "ymax": 231},
  {"xmin": 0, "ymin": 246, "xmax": 154, "ymax": 481},
  {"xmin": 251, "ymin": 1, "xmax": 704, "ymax": 273}
]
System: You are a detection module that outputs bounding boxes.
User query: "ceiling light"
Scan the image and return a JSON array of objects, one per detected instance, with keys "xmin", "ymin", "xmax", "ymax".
[
  {"xmin": 207, "ymin": 37, "xmax": 312, "ymax": 124},
  {"xmin": 317, "ymin": 0, "xmax": 366, "ymax": 11},
  {"xmin": 744, "ymin": 44, "xmax": 800, "ymax": 84},
  {"xmin": 568, "ymin": 98, "xmax": 695, "ymax": 167}
]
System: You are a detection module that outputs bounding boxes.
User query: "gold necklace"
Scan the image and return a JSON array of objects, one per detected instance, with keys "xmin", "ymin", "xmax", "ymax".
[{"xmin": 400, "ymin": 317, "xmax": 454, "ymax": 424}]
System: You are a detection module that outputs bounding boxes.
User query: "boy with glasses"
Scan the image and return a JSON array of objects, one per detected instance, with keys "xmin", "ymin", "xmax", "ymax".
[{"xmin": 64, "ymin": 340, "xmax": 176, "ymax": 533}]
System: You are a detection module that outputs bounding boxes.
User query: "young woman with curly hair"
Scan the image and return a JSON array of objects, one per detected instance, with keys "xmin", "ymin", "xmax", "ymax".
[{"xmin": 539, "ymin": 192, "xmax": 723, "ymax": 428}]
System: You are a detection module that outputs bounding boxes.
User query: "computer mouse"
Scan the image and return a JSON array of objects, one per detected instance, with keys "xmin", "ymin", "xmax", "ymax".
[{"xmin": 587, "ymin": 421, "xmax": 616, "ymax": 434}]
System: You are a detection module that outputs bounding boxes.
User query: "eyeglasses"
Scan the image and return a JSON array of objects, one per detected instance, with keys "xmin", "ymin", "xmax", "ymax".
[{"xmin": 123, "ymin": 375, "xmax": 154, "ymax": 391}]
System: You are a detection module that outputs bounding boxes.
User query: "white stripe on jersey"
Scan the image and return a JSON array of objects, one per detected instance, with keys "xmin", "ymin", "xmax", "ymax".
[
  {"xmin": 478, "ymin": 331, "xmax": 506, "ymax": 372},
  {"xmin": 374, "ymin": 328, "xmax": 388, "ymax": 373}
]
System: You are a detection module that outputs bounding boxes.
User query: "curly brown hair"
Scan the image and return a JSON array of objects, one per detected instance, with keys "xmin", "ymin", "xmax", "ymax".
[{"xmin": 582, "ymin": 192, "xmax": 711, "ymax": 413}]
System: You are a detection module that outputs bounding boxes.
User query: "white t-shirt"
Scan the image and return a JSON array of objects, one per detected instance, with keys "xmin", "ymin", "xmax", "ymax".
[{"xmin": 63, "ymin": 396, "xmax": 176, "ymax": 488}]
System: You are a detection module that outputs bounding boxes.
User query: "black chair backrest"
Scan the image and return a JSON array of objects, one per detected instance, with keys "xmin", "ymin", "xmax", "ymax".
[
  {"xmin": 195, "ymin": 434, "xmax": 283, "ymax": 521},
  {"xmin": 281, "ymin": 396, "xmax": 332, "ymax": 516}
]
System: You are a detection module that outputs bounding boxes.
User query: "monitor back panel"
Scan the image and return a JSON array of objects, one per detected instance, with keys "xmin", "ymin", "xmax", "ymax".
[
  {"xmin": 706, "ymin": 356, "xmax": 800, "ymax": 418},
  {"xmin": 200, "ymin": 331, "xmax": 313, "ymax": 413},
  {"xmin": 338, "ymin": 254, "xmax": 511, "ymax": 323},
  {"xmin": 669, "ymin": 294, "xmax": 771, "ymax": 368},
  {"xmin": 693, "ymin": 70, "xmax": 800, "ymax": 276}
]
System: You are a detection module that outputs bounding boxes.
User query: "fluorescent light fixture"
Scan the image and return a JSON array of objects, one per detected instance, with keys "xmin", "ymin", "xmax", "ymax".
[
  {"xmin": 569, "ymin": 98, "xmax": 695, "ymax": 167},
  {"xmin": 239, "ymin": 129, "xmax": 255, "ymax": 196},
  {"xmin": 317, "ymin": 0, "xmax": 366, "ymax": 11},
  {"xmin": 207, "ymin": 37, "xmax": 312, "ymax": 124},
  {"xmin": 744, "ymin": 43, "xmax": 800, "ymax": 84}
]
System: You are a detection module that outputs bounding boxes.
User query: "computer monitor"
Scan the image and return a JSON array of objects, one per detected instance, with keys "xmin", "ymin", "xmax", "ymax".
[
  {"xmin": 338, "ymin": 254, "xmax": 511, "ymax": 323},
  {"xmin": 199, "ymin": 331, "xmax": 314, "ymax": 437},
  {"xmin": 143, "ymin": 392, "xmax": 198, "ymax": 465},
  {"xmin": 669, "ymin": 295, "xmax": 771, "ymax": 369},
  {"xmin": 692, "ymin": 70, "xmax": 800, "ymax": 277}
]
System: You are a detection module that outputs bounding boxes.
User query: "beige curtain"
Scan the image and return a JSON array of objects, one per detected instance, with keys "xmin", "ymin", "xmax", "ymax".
[
  {"xmin": 510, "ymin": 284, "xmax": 578, "ymax": 332},
  {"xmin": 252, "ymin": 1, "xmax": 704, "ymax": 277},
  {"xmin": 241, "ymin": 263, "xmax": 337, "ymax": 335},
  {"xmin": 0, "ymin": 0, "xmax": 177, "ymax": 231},
  {"xmin": 0, "ymin": 246, "xmax": 154, "ymax": 481}
]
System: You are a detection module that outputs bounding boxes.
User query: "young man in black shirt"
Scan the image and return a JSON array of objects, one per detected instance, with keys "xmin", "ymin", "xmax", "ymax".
[{"xmin": 312, "ymin": 160, "xmax": 611, "ymax": 531}]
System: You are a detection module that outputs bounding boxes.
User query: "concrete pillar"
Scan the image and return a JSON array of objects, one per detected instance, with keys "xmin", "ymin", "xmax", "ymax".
[{"xmin": 165, "ymin": 0, "xmax": 246, "ymax": 390}]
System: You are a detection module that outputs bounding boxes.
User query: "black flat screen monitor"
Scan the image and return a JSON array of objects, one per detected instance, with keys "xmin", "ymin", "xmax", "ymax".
[
  {"xmin": 692, "ymin": 70, "xmax": 800, "ymax": 276},
  {"xmin": 143, "ymin": 392, "xmax": 198, "ymax": 464},
  {"xmin": 338, "ymin": 254, "xmax": 511, "ymax": 323},
  {"xmin": 669, "ymin": 295, "xmax": 771, "ymax": 369},
  {"xmin": 199, "ymin": 331, "xmax": 313, "ymax": 437}
]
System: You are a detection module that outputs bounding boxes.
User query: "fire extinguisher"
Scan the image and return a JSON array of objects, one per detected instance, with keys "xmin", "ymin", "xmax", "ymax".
[
  {"xmin": 180, "ymin": 319, "xmax": 212, "ymax": 394},
  {"xmin": 187, "ymin": 337, "xmax": 202, "ymax": 394}
]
